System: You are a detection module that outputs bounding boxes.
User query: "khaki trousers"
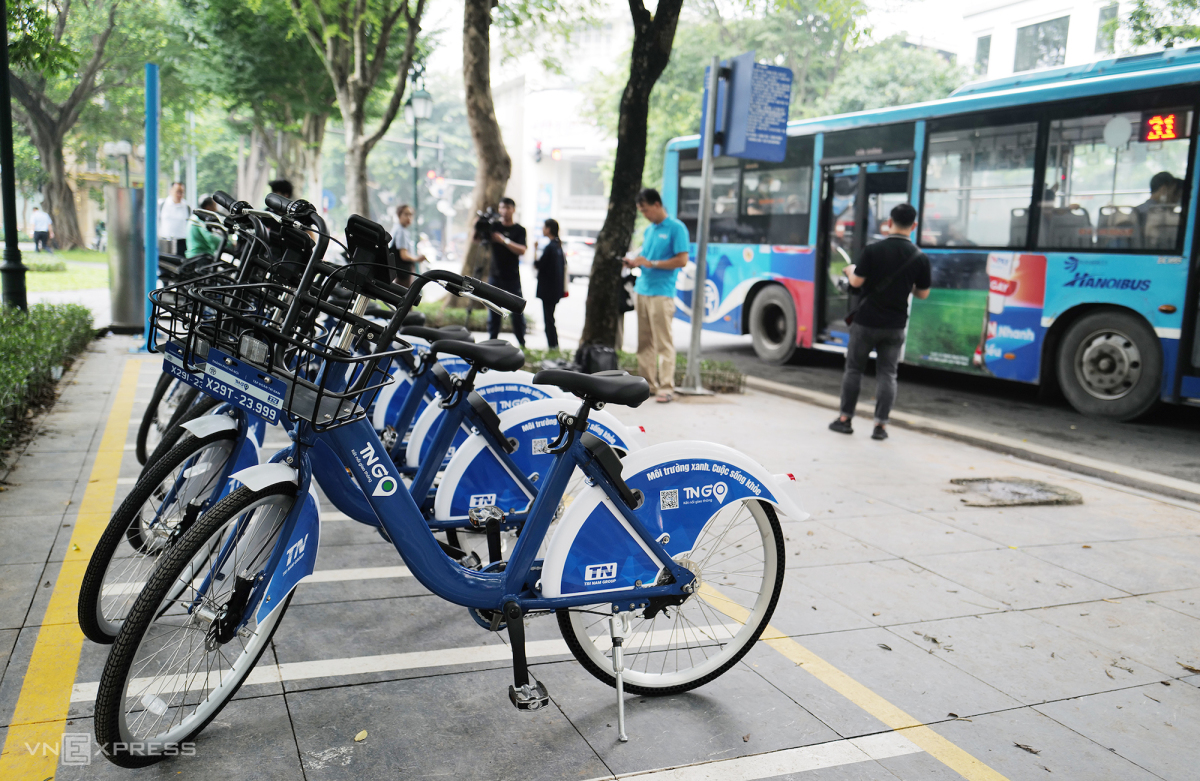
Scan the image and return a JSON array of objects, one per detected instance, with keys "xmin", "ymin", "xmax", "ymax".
[{"xmin": 636, "ymin": 293, "xmax": 676, "ymax": 395}]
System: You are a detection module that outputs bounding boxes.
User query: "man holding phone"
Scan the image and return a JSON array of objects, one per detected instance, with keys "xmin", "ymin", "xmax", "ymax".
[{"xmin": 624, "ymin": 188, "xmax": 689, "ymax": 403}]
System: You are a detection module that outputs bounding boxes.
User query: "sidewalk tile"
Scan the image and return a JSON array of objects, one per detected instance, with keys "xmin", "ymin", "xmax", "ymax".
[
  {"xmin": 908, "ymin": 548, "xmax": 1129, "ymax": 609},
  {"xmin": 1024, "ymin": 535, "xmax": 1200, "ymax": 594},
  {"xmin": 781, "ymin": 520, "xmax": 895, "ymax": 569},
  {"xmin": 825, "ymin": 512, "xmax": 1000, "ymax": 558},
  {"xmin": 900, "ymin": 610, "xmax": 1161, "ymax": 705},
  {"xmin": 1034, "ymin": 682, "xmax": 1200, "ymax": 781}
]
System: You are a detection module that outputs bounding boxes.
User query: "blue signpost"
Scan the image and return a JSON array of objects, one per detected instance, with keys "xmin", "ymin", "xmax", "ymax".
[
  {"xmin": 682, "ymin": 51, "xmax": 792, "ymax": 393},
  {"xmin": 143, "ymin": 63, "xmax": 159, "ymax": 350}
]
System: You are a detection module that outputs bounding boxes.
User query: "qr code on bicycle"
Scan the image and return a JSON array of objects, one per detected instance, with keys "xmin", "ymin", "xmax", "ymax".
[
  {"xmin": 531, "ymin": 438, "xmax": 549, "ymax": 455},
  {"xmin": 660, "ymin": 489, "xmax": 679, "ymax": 511}
]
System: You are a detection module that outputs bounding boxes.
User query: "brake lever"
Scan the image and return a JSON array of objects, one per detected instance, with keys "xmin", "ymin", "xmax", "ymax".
[{"xmin": 459, "ymin": 290, "xmax": 505, "ymax": 315}]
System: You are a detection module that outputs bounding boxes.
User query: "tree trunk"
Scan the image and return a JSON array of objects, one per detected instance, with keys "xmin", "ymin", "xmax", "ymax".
[
  {"xmin": 237, "ymin": 128, "xmax": 271, "ymax": 203},
  {"xmin": 459, "ymin": 0, "xmax": 512, "ymax": 286},
  {"xmin": 40, "ymin": 137, "xmax": 84, "ymax": 250},
  {"xmin": 299, "ymin": 112, "xmax": 327, "ymax": 204},
  {"xmin": 579, "ymin": 0, "xmax": 684, "ymax": 348}
]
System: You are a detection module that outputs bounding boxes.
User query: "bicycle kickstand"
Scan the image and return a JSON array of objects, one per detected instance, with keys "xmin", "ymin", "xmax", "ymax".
[{"xmin": 610, "ymin": 612, "xmax": 630, "ymax": 742}]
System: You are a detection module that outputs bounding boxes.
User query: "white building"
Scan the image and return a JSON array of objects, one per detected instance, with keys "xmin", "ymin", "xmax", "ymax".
[
  {"xmin": 491, "ymin": 13, "xmax": 632, "ymax": 244},
  {"xmin": 960, "ymin": 1, "xmax": 1152, "ymax": 80}
]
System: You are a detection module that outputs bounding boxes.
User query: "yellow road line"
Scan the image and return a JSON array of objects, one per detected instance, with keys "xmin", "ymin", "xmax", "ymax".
[
  {"xmin": 700, "ymin": 585, "xmax": 1010, "ymax": 781},
  {"xmin": 0, "ymin": 359, "xmax": 143, "ymax": 779}
]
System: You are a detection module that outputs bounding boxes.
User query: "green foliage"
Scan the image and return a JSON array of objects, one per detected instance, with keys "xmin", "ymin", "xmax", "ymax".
[
  {"xmin": 5, "ymin": 0, "xmax": 78, "ymax": 76},
  {"xmin": 26, "ymin": 260, "xmax": 67, "ymax": 273},
  {"xmin": 0, "ymin": 304, "xmax": 94, "ymax": 453},
  {"xmin": 11, "ymin": 135, "xmax": 47, "ymax": 197},
  {"xmin": 1124, "ymin": 0, "xmax": 1200, "ymax": 48},
  {"xmin": 811, "ymin": 36, "xmax": 966, "ymax": 117}
]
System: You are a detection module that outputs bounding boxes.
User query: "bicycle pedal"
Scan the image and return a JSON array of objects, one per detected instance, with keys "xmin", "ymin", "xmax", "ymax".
[
  {"xmin": 381, "ymin": 426, "xmax": 398, "ymax": 450},
  {"xmin": 508, "ymin": 681, "xmax": 549, "ymax": 711},
  {"xmin": 462, "ymin": 551, "xmax": 482, "ymax": 570},
  {"xmin": 468, "ymin": 505, "xmax": 505, "ymax": 528}
]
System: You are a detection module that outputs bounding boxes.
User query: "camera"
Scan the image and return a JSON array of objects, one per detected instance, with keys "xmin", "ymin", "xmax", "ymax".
[{"xmin": 473, "ymin": 208, "xmax": 504, "ymax": 244}]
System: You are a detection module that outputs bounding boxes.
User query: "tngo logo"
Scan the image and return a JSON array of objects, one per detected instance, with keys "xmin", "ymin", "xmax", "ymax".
[
  {"xmin": 584, "ymin": 562, "xmax": 617, "ymax": 582},
  {"xmin": 683, "ymin": 481, "xmax": 728, "ymax": 503},
  {"xmin": 359, "ymin": 442, "xmax": 398, "ymax": 497}
]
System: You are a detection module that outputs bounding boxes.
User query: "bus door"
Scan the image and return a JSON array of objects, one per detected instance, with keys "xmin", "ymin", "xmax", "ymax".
[{"xmin": 817, "ymin": 162, "xmax": 911, "ymax": 342}]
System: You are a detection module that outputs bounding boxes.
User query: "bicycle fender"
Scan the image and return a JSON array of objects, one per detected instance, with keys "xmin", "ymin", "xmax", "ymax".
[
  {"xmin": 404, "ymin": 380, "xmax": 557, "ymax": 469},
  {"xmin": 180, "ymin": 412, "xmax": 238, "ymax": 439},
  {"xmin": 434, "ymin": 398, "xmax": 641, "ymax": 521},
  {"xmin": 540, "ymin": 441, "xmax": 807, "ymax": 598},
  {"xmin": 256, "ymin": 483, "xmax": 321, "ymax": 623},
  {"xmin": 230, "ymin": 463, "xmax": 298, "ymax": 492}
]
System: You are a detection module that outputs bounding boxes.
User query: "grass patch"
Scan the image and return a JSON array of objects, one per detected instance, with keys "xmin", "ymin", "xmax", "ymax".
[
  {"xmin": 0, "ymin": 304, "xmax": 94, "ymax": 456},
  {"xmin": 27, "ymin": 260, "xmax": 67, "ymax": 273},
  {"xmin": 56, "ymin": 249, "xmax": 109, "ymax": 264},
  {"xmin": 24, "ymin": 263, "xmax": 108, "ymax": 292}
]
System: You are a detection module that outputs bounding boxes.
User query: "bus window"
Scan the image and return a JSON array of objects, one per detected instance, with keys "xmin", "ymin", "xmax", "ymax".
[
  {"xmin": 677, "ymin": 155, "xmax": 741, "ymax": 242},
  {"xmin": 1038, "ymin": 108, "xmax": 1192, "ymax": 252},
  {"xmin": 740, "ymin": 164, "xmax": 812, "ymax": 244},
  {"xmin": 922, "ymin": 122, "xmax": 1038, "ymax": 248}
]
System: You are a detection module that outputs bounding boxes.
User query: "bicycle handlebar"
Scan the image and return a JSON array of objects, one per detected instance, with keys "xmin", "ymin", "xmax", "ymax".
[{"xmin": 463, "ymin": 277, "xmax": 526, "ymax": 314}]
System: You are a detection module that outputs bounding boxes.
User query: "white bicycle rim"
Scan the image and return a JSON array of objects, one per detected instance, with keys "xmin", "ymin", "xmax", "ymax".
[
  {"xmin": 565, "ymin": 499, "xmax": 778, "ymax": 689},
  {"xmin": 96, "ymin": 438, "xmax": 234, "ymax": 637}
]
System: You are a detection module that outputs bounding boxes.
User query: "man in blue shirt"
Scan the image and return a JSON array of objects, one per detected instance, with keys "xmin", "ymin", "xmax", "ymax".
[{"xmin": 623, "ymin": 188, "xmax": 689, "ymax": 402}]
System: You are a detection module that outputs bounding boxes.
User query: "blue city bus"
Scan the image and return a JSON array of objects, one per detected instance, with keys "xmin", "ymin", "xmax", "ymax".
[{"xmin": 663, "ymin": 48, "xmax": 1200, "ymax": 420}]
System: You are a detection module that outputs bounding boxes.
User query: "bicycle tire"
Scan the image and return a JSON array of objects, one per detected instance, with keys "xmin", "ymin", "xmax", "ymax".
[
  {"xmin": 95, "ymin": 484, "xmax": 297, "ymax": 768},
  {"xmin": 134, "ymin": 373, "xmax": 173, "ymax": 465},
  {"xmin": 78, "ymin": 427, "xmax": 238, "ymax": 644},
  {"xmin": 557, "ymin": 500, "xmax": 785, "ymax": 697},
  {"xmin": 141, "ymin": 393, "xmax": 221, "ymax": 469}
]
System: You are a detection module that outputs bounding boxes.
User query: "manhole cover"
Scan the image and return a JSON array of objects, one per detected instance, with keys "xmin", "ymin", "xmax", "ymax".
[{"xmin": 949, "ymin": 478, "xmax": 1082, "ymax": 507}]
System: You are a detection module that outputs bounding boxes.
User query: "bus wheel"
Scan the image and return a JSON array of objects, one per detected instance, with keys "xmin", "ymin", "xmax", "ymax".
[
  {"xmin": 749, "ymin": 285, "xmax": 797, "ymax": 364},
  {"xmin": 1056, "ymin": 310, "xmax": 1161, "ymax": 421}
]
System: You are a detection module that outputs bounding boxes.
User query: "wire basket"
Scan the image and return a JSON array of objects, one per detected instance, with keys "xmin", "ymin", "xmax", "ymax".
[{"xmin": 150, "ymin": 274, "xmax": 411, "ymax": 430}]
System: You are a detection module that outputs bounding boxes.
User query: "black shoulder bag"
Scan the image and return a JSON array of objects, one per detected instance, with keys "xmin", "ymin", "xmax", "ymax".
[{"xmin": 844, "ymin": 243, "xmax": 923, "ymax": 326}]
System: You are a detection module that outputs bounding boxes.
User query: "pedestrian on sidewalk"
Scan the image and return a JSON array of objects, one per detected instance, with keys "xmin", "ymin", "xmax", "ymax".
[
  {"xmin": 391, "ymin": 204, "xmax": 426, "ymax": 287},
  {"xmin": 30, "ymin": 206, "xmax": 53, "ymax": 252},
  {"xmin": 157, "ymin": 181, "xmax": 191, "ymax": 254},
  {"xmin": 535, "ymin": 218, "xmax": 566, "ymax": 350},
  {"xmin": 624, "ymin": 188, "xmax": 689, "ymax": 403},
  {"xmin": 830, "ymin": 202, "xmax": 931, "ymax": 440},
  {"xmin": 487, "ymin": 197, "xmax": 528, "ymax": 347}
]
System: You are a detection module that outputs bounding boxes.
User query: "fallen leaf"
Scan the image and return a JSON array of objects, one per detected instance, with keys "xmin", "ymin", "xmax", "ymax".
[
  {"xmin": 947, "ymin": 712, "xmax": 959, "ymax": 718},
  {"xmin": 1014, "ymin": 743, "xmax": 1041, "ymax": 755},
  {"xmin": 354, "ymin": 730, "xmax": 367, "ymax": 742},
  {"xmin": 71, "ymin": 543, "xmax": 80, "ymax": 551},
  {"xmin": 1177, "ymin": 662, "xmax": 1200, "ymax": 675},
  {"xmin": 872, "ymin": 612, "xmax": 881, "ymax": 616},
  {"xmin": 1144, "ymin": 694, "xmax": 1160, "ymax": 703},
  {"xmin": 878, "ymin": 643, "xmax": 892, "ymax": 651},
  {"xmin": 742, "ymin": 734, "xmax": 750, "ymax": 743},
  {"xmin": 1102, "ymin": 598, "xmax": 1120, "ymax": 604},
  {"xmin": 806, "ymin": 530, "xmax": 814, "ymax": 536},
  {"xmin": 1082, "ymin": 545, "xmax": 1091, "ymax": 549},
  {"xmin": 1104, "ymin": 669, "xmax": 1115, "ymax": 679}
]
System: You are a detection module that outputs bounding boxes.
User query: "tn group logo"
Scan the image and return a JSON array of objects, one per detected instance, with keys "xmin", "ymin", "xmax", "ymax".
[{"xmin": 584, "ymin": 562, "xmax": 617, "ymax": 583}]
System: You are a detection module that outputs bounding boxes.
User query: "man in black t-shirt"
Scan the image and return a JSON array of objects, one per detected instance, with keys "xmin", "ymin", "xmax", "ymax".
[
  {"xmin": 487, "ymin": 197, "xmax": 528, "ymax": 345},
  {"xmin": 829, "ymin": 203, "xmax": 931, "ymax": 441}
]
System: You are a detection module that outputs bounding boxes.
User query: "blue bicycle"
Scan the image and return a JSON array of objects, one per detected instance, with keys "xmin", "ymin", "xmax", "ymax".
[{"xmin": 93, "ymin": 206, "xmax": 803, "ymax": 767}]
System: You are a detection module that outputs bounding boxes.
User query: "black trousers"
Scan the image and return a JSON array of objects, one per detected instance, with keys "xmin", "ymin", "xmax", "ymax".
[
  {"xmin": 487, "ymin": 277, "xmax": 526, "ymax": 346},
  {"xmin": 541, "ymin": 298, "xmax": 559, "ymax": 349}
]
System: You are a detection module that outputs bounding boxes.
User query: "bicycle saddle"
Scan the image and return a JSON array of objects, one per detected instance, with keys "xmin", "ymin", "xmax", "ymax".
[
  {"xmin": 533, "ymin": 369, "xmax": 650, "ymax": 407},
  {"xmin": 401, "ymin": 325, "xmax": 474, "ymax": 343},
  {"xmin": 431, "ymin": 339, "xmax": 525, "ymax": 372}
]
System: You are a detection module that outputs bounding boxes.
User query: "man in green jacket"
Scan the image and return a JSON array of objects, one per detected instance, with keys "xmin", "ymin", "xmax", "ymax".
[{"xmin": 186, "ymin": 195, "xmax": 224, "ymax": 259}]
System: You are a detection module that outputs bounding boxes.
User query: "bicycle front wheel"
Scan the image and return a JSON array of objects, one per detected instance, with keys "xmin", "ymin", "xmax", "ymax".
[
  {"xmin": 557, "ymin": 499, "xmax": 784, "ymax": 696},
  {"xmin": 78, "ymin": 428, "xmax": 237, "ymax": 644},
  {"xmin": 94, "ymin": 484, "xmax": 296, "ymax": 768},
  {"xmin": 136, "ymin": 376, "xmax": 199, "ymax": 465}
]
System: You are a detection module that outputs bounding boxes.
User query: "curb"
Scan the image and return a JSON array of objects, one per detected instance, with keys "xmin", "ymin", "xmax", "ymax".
[{"xmin": 745, "ymin": 375, "xmax": 1200, "ymax": 505}]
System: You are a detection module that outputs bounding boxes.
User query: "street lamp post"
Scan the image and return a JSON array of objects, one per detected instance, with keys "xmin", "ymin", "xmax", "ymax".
[
  {"xmin": 404, "ymin": 65, "xmax": 433, "ymax": 224},
  {"xmin": 0, "ymin": 0, "xmax": 28, "ymax": 310}
]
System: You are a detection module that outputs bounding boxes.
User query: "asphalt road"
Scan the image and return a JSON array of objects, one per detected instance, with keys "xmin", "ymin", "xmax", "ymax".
[{"xmin": 703, "ymin": 337, "xmax": 1200, "ymax": 486}]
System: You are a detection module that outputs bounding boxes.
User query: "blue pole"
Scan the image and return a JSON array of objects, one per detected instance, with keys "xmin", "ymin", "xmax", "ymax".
[{"xmin": 144, "ymin": 63, "xmax": 159, "ymax": 349}]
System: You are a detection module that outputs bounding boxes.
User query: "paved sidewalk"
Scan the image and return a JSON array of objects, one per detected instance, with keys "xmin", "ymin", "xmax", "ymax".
[{"xmin": 0, "ymin": 338, "xmax": 1198, "ymax": 779}]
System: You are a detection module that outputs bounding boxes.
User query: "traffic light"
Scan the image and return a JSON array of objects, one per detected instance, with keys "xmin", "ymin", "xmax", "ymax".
[{"xmin": 534, "ymin": 141, "xmax": 543, "ymax": 163}]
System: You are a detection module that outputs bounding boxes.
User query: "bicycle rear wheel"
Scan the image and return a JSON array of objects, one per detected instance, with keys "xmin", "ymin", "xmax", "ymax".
[
  {"xmin": 94, "ymin": 484, "xmax": 296, "ymax": 768},
  {"xmin": 557, "ymin": 499, "xmax": 784, "ymax": 696},
  {"xmin": 79, "ymin": 428, "xmax": 238, "ymax": 644},
  {"xmin": 136, "ymin": 375, "xmax": 199, "ymax": 465}
]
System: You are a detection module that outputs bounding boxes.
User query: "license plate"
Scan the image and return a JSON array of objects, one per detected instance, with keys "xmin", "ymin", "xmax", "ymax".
[{"xmin": 162, "ymin": 343, "xmax": 287, "ymax": 424}]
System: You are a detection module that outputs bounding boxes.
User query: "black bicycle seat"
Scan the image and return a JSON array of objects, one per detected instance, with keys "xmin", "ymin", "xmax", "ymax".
[
  {"xmin": 403, "ymin": 311, "xmax": 426, "ymax": 327},
  {"xmin": 533, "ymin": 369, "xmax": 650, "ymax": 407},
  {"xmin": 401, "ymin": 325, "xmax": 474, "ymax": 343},
  {"xmin": 431, "ymin": 339, "xmax": 525, "ymax": 372}
]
